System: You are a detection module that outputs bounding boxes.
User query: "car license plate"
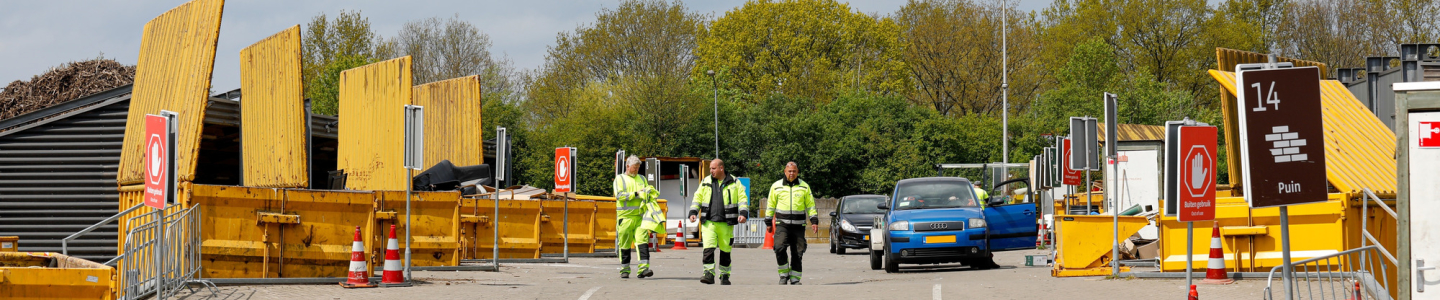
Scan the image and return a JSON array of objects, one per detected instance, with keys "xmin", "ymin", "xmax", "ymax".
[
  {"xmin": 864, "ymin": 235, "xmax": 869, "ymax": 240},
  {"xmin": 924, "ymin": 235, "xmax": 956, "ymax": 244}
]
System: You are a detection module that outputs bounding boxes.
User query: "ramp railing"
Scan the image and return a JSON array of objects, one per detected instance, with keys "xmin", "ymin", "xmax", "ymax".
[
  {"xmin": 63, "ymin": 203, "xmax": 146, "ymax": 258},
  {"xmin": 1263, "ymin": 245, "xmax": 1392, "ymax": 300},
  {"xmin": 116, "ymin": 204, "xmax": 215, "ymax": 300}
]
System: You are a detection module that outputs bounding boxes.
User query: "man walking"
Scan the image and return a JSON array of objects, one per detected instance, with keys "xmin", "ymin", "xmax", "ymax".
[
  {"xmin": 613, "ymin": 155, "xmax": 659, "ymax": 279},
  {"xmin": 688, "ymin": 159, "xmax": 748, "ymax": 285},
  {"xmin": 766, "ymin": 162, "xmax": 818, "ymax": 285}
]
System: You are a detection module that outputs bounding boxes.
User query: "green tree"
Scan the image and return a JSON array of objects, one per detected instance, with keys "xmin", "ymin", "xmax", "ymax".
[
  {"xmin": 384, "ymin": 15, "xmax": 523, "ymax": 106},
  {"xmin": 895, "ymin": 0, "xmax": 1046, "ymax": 117},
  {"xmin": 694, "ymin": 0, "xmax": 911, "ymax": 103},
  {"xmin": 302, "ymin": 10, "xmax": 388, "ymax": 115}
]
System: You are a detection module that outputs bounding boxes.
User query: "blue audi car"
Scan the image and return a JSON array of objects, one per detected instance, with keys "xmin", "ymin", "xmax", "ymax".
[{"xmin": 868, "ymin": 177, "xmax": 1037, "ymax": 272}]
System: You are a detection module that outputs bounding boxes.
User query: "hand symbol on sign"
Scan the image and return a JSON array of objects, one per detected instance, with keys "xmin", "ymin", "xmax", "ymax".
[{"xmin": 1190, "ymin": 152, "xmax": 1207, "ymax": 190}]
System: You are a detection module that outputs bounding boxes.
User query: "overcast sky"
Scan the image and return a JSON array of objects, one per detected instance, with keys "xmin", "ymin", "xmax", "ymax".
[{"xmin": 0, "ymin": 0, "xmax": 1052, "ymax": 93}]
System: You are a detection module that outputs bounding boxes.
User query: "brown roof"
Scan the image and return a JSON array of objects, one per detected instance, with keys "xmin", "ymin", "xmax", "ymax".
[{"xmin": 1097, "ymin": 123, "xmax": 1166, "ymax": 142}]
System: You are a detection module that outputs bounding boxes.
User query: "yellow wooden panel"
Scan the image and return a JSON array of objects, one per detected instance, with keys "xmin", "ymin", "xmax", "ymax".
[
  {"xmin": 117, "ymin": 0, "xmax": 226, "ymax": 185},
  {"xmin": 337, "ymin": 56, "xmax": 413, "ymax": 190},
  {"xmin": 240, "ymin": 26, "xmax": 308, "ymax": 188},
  {"xmin": 413, "ymin": 76, "xmax": 484, "ymax": 168},
  {"xmin": 240, "ymin": 25, "xmax": 308, "ymax": 187},
  {"xmin": 1208, "ymin": 70, "xmax": 1396, "ymax": 195}
]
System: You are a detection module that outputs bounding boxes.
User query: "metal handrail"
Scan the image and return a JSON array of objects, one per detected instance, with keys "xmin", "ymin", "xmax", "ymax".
[
  {"xmin": 1361, "ymin": 188, "xmax": 1399, "ymax": 265},
  {"xmin": 63, "ymin": 203, "xmax": 146, "ymax": 255},
  {"xmin": 1263, "ymin": 245, "xmax": 1388, "ymax": 300}
]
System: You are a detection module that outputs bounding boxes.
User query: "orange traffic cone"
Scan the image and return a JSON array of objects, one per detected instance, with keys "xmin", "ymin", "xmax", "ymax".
[
  {"xmin": 340, "ymin": 226, "xmax": 376, "ymax": 288},
  {"xmin": 1036, "ymin": 224, "xmax": 1045, "ymax": 248},
  {"xmin": 1347, "ymin": 282, "xmax": 1363, "ymax": 300},
  {"xmin": 672, "ymin": 230, "xmax": 688, "ymax": 250},
  {"xmin": 650, "ymin": 232, "xmax": 661, "ymax": 253},
  {"xmin": 1188, "ymin": 285, "xmax": 1199, "ymax": 300},
  {"xmin": 759, "ymin": 221, "xmax": 775, "ymax": 250},
  {"xmin": 380, "ymin": 225, "xmax": 409, "ymax": 287},
  {"xmin": 1201, "ymin": 222, "xmax": 1234, "ymax": 285}
]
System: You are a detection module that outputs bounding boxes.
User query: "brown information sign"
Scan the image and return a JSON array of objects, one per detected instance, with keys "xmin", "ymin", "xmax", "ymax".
[{"xmin": 1235, "ymin": 67, "xmax": 1327, "ymax": 208}]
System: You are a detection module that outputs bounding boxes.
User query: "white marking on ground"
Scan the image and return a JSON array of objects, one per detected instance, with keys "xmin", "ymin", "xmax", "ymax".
[
  {"xmin": 579, "ymin": 286, "xmax": 602, "ymax": 300},
  {"xmin": 933, "ymin": 284, "xmax": 942, "ymax": 300}
]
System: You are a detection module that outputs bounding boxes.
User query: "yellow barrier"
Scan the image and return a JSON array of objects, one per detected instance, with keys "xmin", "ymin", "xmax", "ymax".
[
  {"xmin": 1157, "ymin": 194, "xmax": 1345, "ymax": 272},
  {"xmin": 540, "ymin": 199, "xmax": 596, "ymax": 254},
  {"xmin": 1052, "ymin": 215, "xmax": 1147, "ymax": 277},
  {"xmin": 0, "ymin": 252, "xmax": 115, "ymax": 300},
  {"xmin": 593, "ymin": 200, "xmax": 617, "ymax": 251},
  {"xmin": 373, "ymin": 191, "xmax": 460, "ymax": 267},
  {"xmin": 458, "ymin": 197, "xmax": 543, "ymax": 259}
]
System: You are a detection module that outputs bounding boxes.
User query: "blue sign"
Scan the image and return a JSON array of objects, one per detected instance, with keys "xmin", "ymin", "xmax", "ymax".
[{"xmin": 737, "ymin": 177, "xmax": 751, "ymax": 199}]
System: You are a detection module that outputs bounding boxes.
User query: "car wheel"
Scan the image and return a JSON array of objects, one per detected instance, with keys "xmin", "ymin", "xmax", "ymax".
[
  {"xmin": 883, "ymin": 245, "xmax": 900, "ymax": 273},
  {"xmin": 829, "ymin": 238, "xmax": 837, "ymax": 254},
  {"xmin": 869, "ymin": 250, "xmax": 882, "ymax": 270},
  {"xmin": 837, "ymin": 245, "xmax": 847, "ymax": 255}
]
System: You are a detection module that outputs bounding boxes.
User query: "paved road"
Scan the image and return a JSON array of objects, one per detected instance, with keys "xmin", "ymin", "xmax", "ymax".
[{"xmin": 178, "ymin": 247, "xmax": 1267, "ymax": 300}]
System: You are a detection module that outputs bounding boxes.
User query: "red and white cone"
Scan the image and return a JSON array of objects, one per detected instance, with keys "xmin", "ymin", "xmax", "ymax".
[
  {"xmin": 1036, "ymin": 224, "xmax": 1045, "ymax": 248},
  {"xmin": 1346, "ymin": 281, "xmax": 1363, "ymax": 300},
  {"xmin": 340, "ymin": 226, "xmax": 375, "ymax": 288},
  {"xmin": 1201, "ymin": 222, "xmax": 1233, "ymax": 284},
  {"xmin": 1188, "ymin": 284, "xmax": 1199, "ymax": 300},
  {"xmin": 649, "ymin": 232, "xmax": 661, "ymax": 252},
  {"xmin": 380, "ymin": 225, "xmax": 410, "ymax": 287},
  {"xmin": 672, "ymin": 230, "xmax": 688, "ymax": 250}
]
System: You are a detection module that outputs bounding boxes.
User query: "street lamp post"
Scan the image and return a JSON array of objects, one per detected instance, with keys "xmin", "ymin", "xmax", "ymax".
[
  {"xmin": 1001, "ymin": 0, "xmax": 1010, "ymax": 172},
  {"xmin": 708, "ymin": 69, "xmax": 718, "ymax": 159}
]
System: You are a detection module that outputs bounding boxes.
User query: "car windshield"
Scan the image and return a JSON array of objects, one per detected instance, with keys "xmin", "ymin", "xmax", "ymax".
[
  {"xmin": 892, "ymin": 181, "xmax": 978, "ymax": 210},
  {"xmin": 841, "ymin": 197, "xmax": 886, "ymax": 214}
]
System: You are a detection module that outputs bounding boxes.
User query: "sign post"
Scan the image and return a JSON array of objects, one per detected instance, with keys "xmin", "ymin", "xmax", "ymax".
[
  {"xmin": 554, "ymin": 147, "xmax": 577, "ymax": 262},
  {"xmin": 494, "ymin": 127, "xmax": 508, "ymax": 271},
  {"xmin": 144, "ymin": 111, "xmax": 176, "ymax": 299},
  {"xmin": 1235, "ymin": 63, "xmax": 1325, "ymax": 300},
  {"xmin": 402, "ymin": 105, "xmax": 424, "ymax": 283}
]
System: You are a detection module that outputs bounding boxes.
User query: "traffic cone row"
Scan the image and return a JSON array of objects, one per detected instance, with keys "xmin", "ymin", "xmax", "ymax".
[
  {"xmin": 672, "ymin": 230, "xmax": 688, "ymax": 250},
  {"xmin": 340, "ymin": 226, "xmax": 376, "ymax": 288},
  {"xmin": 1201, "ymin": 222, "xmax": 1233, "ymax": 285},
  {"xmin": 380, "ymin": 225, "xmax": 410, "ymax": 287}
]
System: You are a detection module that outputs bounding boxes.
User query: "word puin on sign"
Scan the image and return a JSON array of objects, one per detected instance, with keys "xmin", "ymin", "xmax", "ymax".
[{"xmin": 1278, "ymin": 181, "xmax": 1302, "ymax": 194}]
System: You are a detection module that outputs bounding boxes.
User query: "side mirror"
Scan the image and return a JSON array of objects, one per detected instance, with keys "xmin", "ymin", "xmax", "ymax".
[
  {"xmin": 829, "ymin": 211, "xmax": 838, "ymax": 217},
  {"xmin": 877, "ymin": 202, "xmax": 889, "ymax": 210}
]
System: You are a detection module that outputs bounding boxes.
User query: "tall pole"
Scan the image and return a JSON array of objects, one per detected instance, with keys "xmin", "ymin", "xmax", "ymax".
[
  {"xmin": 1001, "ymin": 0, "xmax": 1009, "ymax": 170},
  {"xmin": 709, "ymin": 70, "xmax": 719, "ymax": 159}
]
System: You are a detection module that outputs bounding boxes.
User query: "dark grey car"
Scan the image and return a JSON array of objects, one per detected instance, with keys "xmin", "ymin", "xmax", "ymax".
[{"xmin": 830, "ymin": 194, "xmax": 887, "ymax": 254}]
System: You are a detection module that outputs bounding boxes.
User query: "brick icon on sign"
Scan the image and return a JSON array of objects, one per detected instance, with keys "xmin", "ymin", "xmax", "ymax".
[{"xmin": 1265, "ymin": 126, "xmax": 1308, "ymax": 162}]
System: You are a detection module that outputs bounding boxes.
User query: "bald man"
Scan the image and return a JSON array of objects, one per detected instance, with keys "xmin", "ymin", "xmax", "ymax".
[
  {"xmin": 765, "ymin": 162, "xmax": 818, "ymax": 285},
  {"xmin": 688, "ymin": 159, "xmax": 748, "ymax": 285}
]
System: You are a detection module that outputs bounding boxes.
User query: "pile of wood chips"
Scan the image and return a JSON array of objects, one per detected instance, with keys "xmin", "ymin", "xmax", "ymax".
[{"xmin": 0, "ymin": 59, "xmax": 136, "ymax": 120}]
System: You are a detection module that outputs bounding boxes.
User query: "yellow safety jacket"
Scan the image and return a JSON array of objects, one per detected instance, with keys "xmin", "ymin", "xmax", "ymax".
[
  {"xmin": 613, "ymin": 173, "xmax": 657, "ymax": 219},
  {"xmin": 766, "ymin": 179, "xmax": 817, "ymax": 225},
  {"xmin": 689, "ymin": 175, "xmax": 749, "ymax": 225}
]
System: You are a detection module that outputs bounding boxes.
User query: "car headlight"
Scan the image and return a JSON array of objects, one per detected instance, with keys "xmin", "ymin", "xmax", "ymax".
[
  {"xmin": 888, "ymin": 220, "xmax": 910, "ymax": 231},
  {"xmin": 968, "ymin": 218, "xmax": 986, "ymax": 228},
  {"xmin": 840, "ymin": 219, "xmax": 858, "ymax": 232}
]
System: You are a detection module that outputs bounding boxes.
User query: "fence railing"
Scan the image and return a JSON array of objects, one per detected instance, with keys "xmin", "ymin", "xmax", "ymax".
[
  {"xmin": 63, "ymin": 203, "xmax": 145, "ymax": 257},
  {"xmin": 116, "ymin": 204, "xmax": 215, "ymax": 300},
  {"xmin": 1263, "ymin": 245, "xmax": 1392, "ymax": 300}
]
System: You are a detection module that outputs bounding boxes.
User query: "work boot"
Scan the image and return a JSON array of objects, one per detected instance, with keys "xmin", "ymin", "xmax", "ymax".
[
  {"xmin": 638, "ymin": 269, "xmax": 654, "ymax": 279},
  {"xmin": 620, "ymin": 267, "xmax": 631, "ymax": 279},
  {"xmin": 789, "ymin": 276, "xmax": 802, "ymax": 285},
  {"xmin": 720, "ymin": 275, "xmax": 731, "ymax": 285},
  {"xmin": 700, "ymin": 272, "xmax": 715, "ymax": 284},
  {"xmin": 779, "ymin": 275, "xmax": 790, "ymax": 285}
]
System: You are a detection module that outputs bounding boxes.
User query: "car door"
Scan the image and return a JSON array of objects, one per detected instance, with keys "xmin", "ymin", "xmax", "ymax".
[{"xmin": 982, "ymin": 178, "xmax": 1038, "ymax": 251}]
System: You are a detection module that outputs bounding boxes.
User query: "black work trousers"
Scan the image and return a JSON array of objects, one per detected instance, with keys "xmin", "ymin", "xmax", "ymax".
[{"xmin": 773, "ymin": 224, "xmax": 808, "ymax": 273}]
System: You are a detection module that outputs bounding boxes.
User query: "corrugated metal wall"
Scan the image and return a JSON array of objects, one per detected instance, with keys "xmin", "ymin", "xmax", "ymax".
[
  {"xmin": 413, "ymin": 75, "xmax": 484, "ymax": 168},
  {"xmin": 117, "ymin": 0, "xmax": 226, "ymax": 186},
  {"xmin": 337, "ymin": 56, "xmax": 413, "ymax": 191},
  {"xmin": 239, "ymin": 25, "xmax": 308, "ymax": 188},
  {"xmin": 0, "ymin": 89, "xmax": 131, "ymax": 262},
  {"xmin": 1214, "ymin": 48, "xmax": 1328, "ymax": 189}
]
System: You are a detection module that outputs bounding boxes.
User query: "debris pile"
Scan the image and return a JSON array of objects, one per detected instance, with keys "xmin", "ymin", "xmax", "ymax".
[{"xmin": 0, "ymin": 59, "xmax": 136, "ymax": 120}]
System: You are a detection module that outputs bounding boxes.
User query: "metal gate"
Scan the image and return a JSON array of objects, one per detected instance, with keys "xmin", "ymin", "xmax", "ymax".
[
  {"xmin": 116, "ymin": 204, "xmax": 215, "ymax": 300},
  {"xmin": 734, "ymin": 219, "xmax": 769, "ymax": 247}
]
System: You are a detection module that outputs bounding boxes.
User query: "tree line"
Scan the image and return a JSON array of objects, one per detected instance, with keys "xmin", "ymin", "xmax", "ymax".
[{"xmin": 297, "ymin": 0, "xmax": 1440, "ymax": 198}]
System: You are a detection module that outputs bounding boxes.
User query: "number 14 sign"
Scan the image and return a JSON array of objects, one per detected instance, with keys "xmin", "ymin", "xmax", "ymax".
[{"xmin": 1234, "ymin": 66, "xmax": 1327, "ymax": 208}]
